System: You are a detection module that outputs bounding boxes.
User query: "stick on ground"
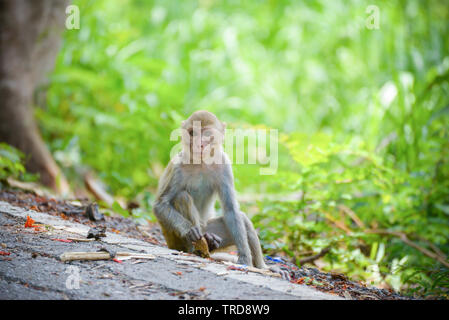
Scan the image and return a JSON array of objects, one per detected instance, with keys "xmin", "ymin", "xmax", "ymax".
[{"xmin": 60, "ymin": 251, "xmax": 156, "ymax": 262}]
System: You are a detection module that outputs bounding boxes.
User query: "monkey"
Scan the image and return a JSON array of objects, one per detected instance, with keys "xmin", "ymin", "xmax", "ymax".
[{"xmin": 153, "ymin": 110, "xmax": 290, "ymax": 280}]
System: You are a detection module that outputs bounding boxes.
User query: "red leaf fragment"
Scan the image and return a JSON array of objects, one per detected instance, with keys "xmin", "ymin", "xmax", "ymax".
[
  {"xmin": 113, "ymin": 258, "xmax": 122, "ymax": 263},
  {"xmin": 24, "ymin": 215, "xmax": 36, "ymax": 228},
  {"xmin": 34, "ymin": 225, "xmax": 46, "ymax": 232},
  {"xmin": 294, "ymin": 277, "xmax": 306, "ymax": 284},
  {"xmin": 0, "ymin": 251, "xmax": 10, "ymax": 256},
  {"xmin": 227, "ymin": 265, "xmax": 247, "ymax": 271},
  {"xmin": 50, "ymin": 238, "xmax": 73, "ymax": 243}
]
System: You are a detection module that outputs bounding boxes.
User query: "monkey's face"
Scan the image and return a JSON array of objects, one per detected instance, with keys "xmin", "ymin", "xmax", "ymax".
[
  {"xmin": 187, "ymin": 124, "xmax": 223, "ymax": 158},
  {"xmin": 181, "ymin": 111, "xmax": 226, "ymax": 163}
]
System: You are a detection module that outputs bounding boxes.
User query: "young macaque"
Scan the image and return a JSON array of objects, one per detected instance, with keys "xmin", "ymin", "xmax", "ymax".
[{"xmin": 153, "ymin": 110, "xmax": 289, "ymax": 280}]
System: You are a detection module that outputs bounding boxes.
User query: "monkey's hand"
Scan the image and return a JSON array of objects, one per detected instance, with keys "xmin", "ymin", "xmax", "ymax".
[
  {"xmin": 203, "ymin": 232, "xmax": 222, "ymax": 251},
  {"xmin": 185, "ymin": 226, "xmax": 202, "ymax": 243},
  {"xmin": 269, "ymin": 265, "xmax": 291, "ymax": 281}
]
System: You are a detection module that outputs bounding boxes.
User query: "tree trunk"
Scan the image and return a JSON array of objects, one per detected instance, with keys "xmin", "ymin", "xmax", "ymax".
[{"xmin": 0, "ymin": 0, "xmax": 70, "ymax": 193}]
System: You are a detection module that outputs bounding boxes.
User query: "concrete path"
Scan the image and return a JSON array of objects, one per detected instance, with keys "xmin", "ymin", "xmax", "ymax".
[{"xmin": 0, "ymin": 201, "xmax": 340, "ymax": 300}]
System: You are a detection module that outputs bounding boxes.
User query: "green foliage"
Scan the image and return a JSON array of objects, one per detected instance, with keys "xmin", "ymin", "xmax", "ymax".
[
  {"xmin": 0, "ymin": 143, "xmax": 26, "ymax": 181},
  {"xmin": 252, "ymin": 126, "xmax": 449, "ymax": 297},
  {"xmin": 42, "ymin": 0, "xmax": 449, "ymax": 297},
  {"xmin": 0, "ymin": 144, "xmax": 38, "ymax": 183}
]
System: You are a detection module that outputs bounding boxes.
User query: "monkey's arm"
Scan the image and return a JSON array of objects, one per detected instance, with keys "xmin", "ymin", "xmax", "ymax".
[
  {"xmin": 217, "ymin": 164, "xmax": 252, "ymax": 266},
  {"xmin": 153, "ymin": 197, "xmax": 195, "ymax": 239},
  {"xmin": 153, "ymin": 161, "xmax": 196, "ymax": 240}
]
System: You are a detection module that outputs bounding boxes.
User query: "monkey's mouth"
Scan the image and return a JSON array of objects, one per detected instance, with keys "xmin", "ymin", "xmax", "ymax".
[
  {"xmin": 191, "ymin": 144, "xmax": 215, "ymax": 159},
  {"xmin": 192, "ymin": 143, "xmax": 208, "ymax": 152}
]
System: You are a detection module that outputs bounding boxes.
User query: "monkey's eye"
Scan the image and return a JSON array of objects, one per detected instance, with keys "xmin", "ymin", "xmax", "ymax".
[
  {"xmin": 203, "ymin": 130, "xmax": 212, "ymax": 137},
  {"xmin": 189, "ymin": 130, "xmax": 200, "ymax": 137}
]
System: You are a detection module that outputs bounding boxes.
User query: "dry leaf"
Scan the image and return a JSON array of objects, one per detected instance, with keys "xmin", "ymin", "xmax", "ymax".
[{"xmin": 193, "ymin": 236, "xmax": 210, "ymax": 258}]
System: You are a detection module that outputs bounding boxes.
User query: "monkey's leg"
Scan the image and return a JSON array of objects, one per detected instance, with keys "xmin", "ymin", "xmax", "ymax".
[
  {"xmin": 160, "ymin": 226, "xmax": 187, "ymax": 252},
  {"xmin": 240, "ymin": 213, "xmax": 291, "ymax": 279},
  {"xmin": 239, "ymin": 212, "xmax": 267, "ymax": 269},
  {"xmin": 172, "ymin": 191, "xmax": 201, "ymax": 227},
  {"xmin": 206, "ymin": 214, "xmax": 290, "ymax": 279},
  {"xmin": 205, "ymin": 213, "xmax": 264, "ymax": 268},
  {"xmin": 204, "ymin": 217, "xmax": 235, "ymax": 250}
]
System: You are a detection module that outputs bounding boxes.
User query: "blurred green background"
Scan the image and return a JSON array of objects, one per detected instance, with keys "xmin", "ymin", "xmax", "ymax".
[{"xmin": 32, "ymin": 0, "xmax": 449, "ymax": 297}]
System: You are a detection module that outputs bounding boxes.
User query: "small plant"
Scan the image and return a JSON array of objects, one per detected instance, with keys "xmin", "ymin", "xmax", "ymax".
[{"xmin": 0, "ymin": 143, "xmax": 26, "ymax": 182}]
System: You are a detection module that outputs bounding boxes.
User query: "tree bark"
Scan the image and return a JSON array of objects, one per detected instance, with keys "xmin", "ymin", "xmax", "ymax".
[{"xmin": 0, "ymin": 0, "xmax": 70, "ymax": 193}]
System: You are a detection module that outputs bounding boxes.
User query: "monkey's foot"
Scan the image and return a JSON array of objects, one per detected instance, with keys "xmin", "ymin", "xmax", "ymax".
[{"xmin": 203, "ymin": 232, "xmax": 222, "ymax": 251}]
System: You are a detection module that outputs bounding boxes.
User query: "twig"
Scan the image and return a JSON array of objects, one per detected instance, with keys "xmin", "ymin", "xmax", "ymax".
[
  {"xmin": 60, "ymin": 251, "xmax": 112, "ymax": 261},
  {"xmin": 6, "ymin": 178, "xmax": 48, "ymax": 197},
  {"xmin": 129, "ymin": 283, "xmax": 153, "ymax": 289},
  {"xmin": 339, "ymin": 205, "xmax": 365, "ymax": 229},
  {"xmin": 84, "ymin": 172, "xmax": 114, "ymax": 206},
  {"xmin": 367, "ymin": 229, "xmax": 449, "ymax": 269},
  {"xmin": 66, "ymin": 237, "xmax": 95, "ymax": 242},
  {"xmin": 91, "ymin": 263, "xmax": 107, "ymax": 270},
  {"xmin": 246, "ymin": 265, "xmax": 281, "ymax": 277},
  {"xmin": 136, "ymin": 226, "xmax": 152, "ymax": 238},
  {"xmin": 136, "ymin": 226, "xmax": 160, "ymax": 244},
  {"xmin": 323, "ymin": 212, "xmax": 352, "ymax": 234},
  {"xmin": 299, "ymin": 247, "xmax": 331, "ymax": 265},
  {"xmin": 415, "ymin": 236, "xmax": 447, "ymax": 260},
  {"xmin": 297, "ymin": 250, "xmax": 315, "ymax": 256},
  {"xmin": 60, "ymin": 251, "xmax": 156, "ymax": 262},
  {"xmin": 221, "ymin": 261, "xmax": 281, "ymax": 278}
]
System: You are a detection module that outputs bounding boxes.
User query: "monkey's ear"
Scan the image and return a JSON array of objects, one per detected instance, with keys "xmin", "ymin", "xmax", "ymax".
[
  {"xmin": 221, "ymin": 122, "xmax": 227, "ymax": 130},
  {"xmin": 181, "ymin": 120, "xmax": 186, "ymax": 127}
]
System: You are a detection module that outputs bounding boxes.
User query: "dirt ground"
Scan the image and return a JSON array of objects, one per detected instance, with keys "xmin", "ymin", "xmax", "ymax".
[{"xmin": 0, "ymin": 188, "xmax": 411, "ymax": 300}]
